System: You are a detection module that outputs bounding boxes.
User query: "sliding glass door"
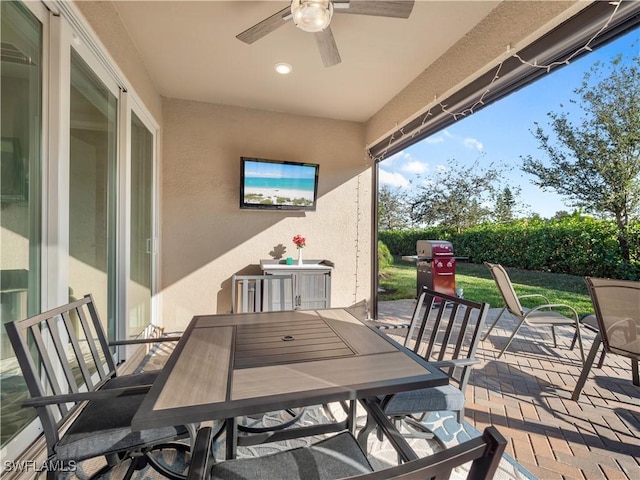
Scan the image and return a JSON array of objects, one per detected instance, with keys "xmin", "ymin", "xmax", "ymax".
[
  {"xmin": 68, "ymin": 49, "xmax": 118, "ymax": 340},
  {"xmin": 128, "ymin": 112, "xmax": 154, "ymax": 337},
  {"xmin": 0, "ymin": 0, "xmax": 42, "ymax": 446}
]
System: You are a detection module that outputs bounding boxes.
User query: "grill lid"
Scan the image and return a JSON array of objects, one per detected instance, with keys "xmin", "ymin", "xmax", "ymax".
[{"xmin": 416, "ymin": 240, "xmax": 453, "ymax": 258}]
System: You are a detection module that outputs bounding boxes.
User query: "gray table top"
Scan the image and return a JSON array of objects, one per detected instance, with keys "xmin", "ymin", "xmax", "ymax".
[{"xmin": 132, "ymin": 308, "xmax": 447, "ymax": 431}]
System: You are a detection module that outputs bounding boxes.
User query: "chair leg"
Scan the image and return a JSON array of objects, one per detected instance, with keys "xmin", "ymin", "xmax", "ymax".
[
  {"xmin": 575, "ymin": 339, "xmax": 606, "ymax": 368},
  {"xmin": 356, "ymin": 413, "xmax": 377, "ymax": 452},
  {"xmin": 225, "ymin": 418, "xmax": 238, "ymax": 460},
  {"xmin": 497, "ymin": 317, "xmax": 527, "ymax": 358},
  {"xmin": 347, "ymin": 400, "xmax": 357, "ymax": 435},
  {"xmin": 481, "ymin": 307, "xmax": 506, "ymax": 341},
  {"xmin": 571, "ymin": 333, "xmax": 602, "ymax": 401},
  {"xmin": 322, "ymin": 403, "xmax": 337, "ymax": 422},
  {"xmin": 576, "ymin": 324, "xmax": 585, "ymax": 363},
  {"xmin": 146, "ymin": 443, "xmax": 190, "ymax": 480},
  {"xmin": 123, "ymin": 456, "xmax": 144, "ymax": 480},
  {"xmin": 551, "ymin": 326, "xmax": 557, "ymax": 348},
  {"xmin": 570, "ymin": 328, "xmax": 578, "ymax": 350},
  {"xmin": 633, "ymin": 359, "xmax": 639, "ymax": 387},
  {"xmin": 596, "ymin": 350, "xmax": 607, "ymax": 368}
]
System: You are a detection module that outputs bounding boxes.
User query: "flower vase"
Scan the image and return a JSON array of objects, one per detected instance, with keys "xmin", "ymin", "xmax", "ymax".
[{"xmin": 297, "ymin": 248, "xmax": 303, "ymax": 265}]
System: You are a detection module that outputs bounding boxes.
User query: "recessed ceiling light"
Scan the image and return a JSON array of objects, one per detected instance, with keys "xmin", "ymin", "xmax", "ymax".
[{"xmin": 274, "ymin": 63, "xmax": 293, "ymax": 75}]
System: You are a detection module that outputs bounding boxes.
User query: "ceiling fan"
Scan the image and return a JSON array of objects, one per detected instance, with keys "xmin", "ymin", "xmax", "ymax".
[{"xmin": 236, "ymin": 0, "xmax": 415, "ymax": 68}]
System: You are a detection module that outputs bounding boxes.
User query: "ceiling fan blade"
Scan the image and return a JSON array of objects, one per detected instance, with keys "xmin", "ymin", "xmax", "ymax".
[
  {"xmin": 314, "ymin": 27, "xmax": 341, "ymax": 67},
  {"xmin": 236, "ymin": 6, "xmax": 292, "ymax": 44},
  {"xmin": 334, "ymin": 0, "xmax": 415, "ymax": 19}
]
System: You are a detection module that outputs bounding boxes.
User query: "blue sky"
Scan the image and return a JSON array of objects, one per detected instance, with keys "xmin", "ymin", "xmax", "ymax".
[{"xmin": 379, "ymin": 27, "xmax": 639, "ymax": 219}]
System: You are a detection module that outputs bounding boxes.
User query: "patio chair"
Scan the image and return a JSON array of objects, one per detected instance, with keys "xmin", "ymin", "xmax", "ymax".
[
  {"xmin": 187, "ymin": 424, "xmax": 507, "ymax": 480},
  {"xmin": 231, "ymin": 274, "xmax": 294, "ymax": 313},
  {"xmin": 4, "ymin": 294, "xmax": 193, "ymax": 480},
  {"xmin": 358, "ymin": 287, "xmax": 489, "ymax": 446},
  {"xmin": 571, "ymin": 277, "xmax": 640, "ymax": 401},
  {"xmin": 483, "ymin": 262, "xmax": 585, "ymax": 361}
]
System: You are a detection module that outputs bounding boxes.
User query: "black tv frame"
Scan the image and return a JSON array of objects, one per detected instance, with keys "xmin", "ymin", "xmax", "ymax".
[{"xmin": 240, "ymin": 157, "xmax": 319, "ymax": 211}]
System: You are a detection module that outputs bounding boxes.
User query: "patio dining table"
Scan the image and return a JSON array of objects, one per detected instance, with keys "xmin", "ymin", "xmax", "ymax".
[{"xmin": 131, "ymin": 308, "xmax": 448, "ymax": 460}]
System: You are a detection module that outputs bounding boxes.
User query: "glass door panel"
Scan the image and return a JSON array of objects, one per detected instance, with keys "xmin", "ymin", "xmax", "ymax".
[
  {"xmin": 0, "ymin": 0, "xmax": 42, "ymax": 446},
  {"xmin": 128, "ymin": 112, "xmax": 153, "ymax": 337},
  {"xmin": 69, "ymin": 49, "xmax": 117, "ymax": 340}
]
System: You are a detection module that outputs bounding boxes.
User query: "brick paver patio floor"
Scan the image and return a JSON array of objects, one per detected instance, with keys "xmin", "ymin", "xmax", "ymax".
[{"xmin": 378, "ymin": 299, "xmax": 640, "ymax": 480}]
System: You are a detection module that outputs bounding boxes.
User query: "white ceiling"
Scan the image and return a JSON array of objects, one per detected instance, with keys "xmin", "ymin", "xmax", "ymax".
[{"xmin": 112, "ymin": 1, "xmax": 500, "ymax": 122}]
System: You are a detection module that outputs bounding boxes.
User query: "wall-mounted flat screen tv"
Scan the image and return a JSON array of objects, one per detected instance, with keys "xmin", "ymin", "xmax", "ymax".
[{"xmin": 240, "ymin": 157, "xmax": 319, "ymax": 211}]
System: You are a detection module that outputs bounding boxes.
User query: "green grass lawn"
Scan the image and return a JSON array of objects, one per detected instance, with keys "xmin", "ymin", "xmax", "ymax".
[{"xmin": 379, "ymin": 257, "xmax": 594, "ymax": 317}]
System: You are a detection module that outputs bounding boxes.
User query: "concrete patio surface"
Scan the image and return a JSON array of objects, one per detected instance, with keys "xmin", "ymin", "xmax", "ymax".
[{"xmin": 378, "ymin": 300, "xmax": 640, "ymax": 480}]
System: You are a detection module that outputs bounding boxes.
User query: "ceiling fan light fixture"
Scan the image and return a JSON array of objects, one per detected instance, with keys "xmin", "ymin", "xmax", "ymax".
[{"xmin": 291, "ymin": 0, "xmax": 334, "ymax": 33}]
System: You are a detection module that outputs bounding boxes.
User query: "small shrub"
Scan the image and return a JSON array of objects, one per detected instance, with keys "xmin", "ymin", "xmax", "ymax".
[{"xmin": 378, "ymin": 241, "xmax": 394, "ymax": 270}]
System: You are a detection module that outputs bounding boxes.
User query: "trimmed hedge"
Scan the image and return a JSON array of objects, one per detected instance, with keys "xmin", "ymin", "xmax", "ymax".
[{"xmin": 379, "ymin": 217, "xmax": 640, "ymax": 280}]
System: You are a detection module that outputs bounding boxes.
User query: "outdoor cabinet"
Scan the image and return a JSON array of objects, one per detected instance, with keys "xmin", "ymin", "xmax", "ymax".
[{"xmin": 260, "ymin": 259, "xmax": 332, "ymax": 310}]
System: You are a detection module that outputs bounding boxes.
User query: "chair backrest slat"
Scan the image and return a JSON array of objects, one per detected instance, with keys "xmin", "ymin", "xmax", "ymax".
[
  {"xmin": 240, "ymin": 278, "xmax": 251, "ymax": 313},
  {"xmin": 438, "ymin": 302, "xmax": 461, "ymax": 362},
  {"xmin": 61, "ymin": 310, "xmax": 94, "ymax": 389},
  {"xmin": 85, "ymin": 297, "xmax": 118, "ymax": 378},
  {"xmin": 585, "ymin": 277, "xmax": 640, "ymax": 360},
  {"xmin": 253, "ymin": 279, "xmax": 262, "ymax": 312},
  {"xmin": 46, "ymin": 316, "xmax": 81, "ymax": 394},
  {"xmin": 448, "ymin": 307, "xmax": 474, "ymax": 374},
  {"xmin": 29, "ymin": 322, "xmax": 68, "ymax": 406}
]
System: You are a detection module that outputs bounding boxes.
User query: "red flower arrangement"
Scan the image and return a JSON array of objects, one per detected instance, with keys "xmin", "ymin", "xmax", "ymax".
[{"xmin": 292, "ymin": 234, "xmax": 306, "ymax": 249}]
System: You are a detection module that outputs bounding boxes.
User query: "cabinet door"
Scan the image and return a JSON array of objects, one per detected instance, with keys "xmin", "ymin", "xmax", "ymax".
[
  {"xmin": 263, "ymin": 276, "xmax": 296, "ymax": 311},
  {"xmin": 297, "ymin": 272, "xmax": 330, "ymax": 309}
]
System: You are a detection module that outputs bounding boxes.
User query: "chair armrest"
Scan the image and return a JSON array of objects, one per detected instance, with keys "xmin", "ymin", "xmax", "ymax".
[
  {"xmin": 518, "ymin": 294, "xmax": 551, "ymax": 304},
  {"xmin": 370, "ymin": 323, "xmax": 410, "ymax": 331},
  {"xmin": 529, "ymin": 303, "xmax": 578, "ymax": 319},
  {"xmin": 187, "ymin": 427, "xmax": 214, "ymax": 480},
  {"xmin": 22, "ymin": 385, "xmax": 152, "ymax": 408},
  {"xmin": 430, "ymin": 358, "xmax": 481, "ymax": 369},
  {"xmin": 109, "ymin": 335, "xmax": 182, "ymax": 346}
]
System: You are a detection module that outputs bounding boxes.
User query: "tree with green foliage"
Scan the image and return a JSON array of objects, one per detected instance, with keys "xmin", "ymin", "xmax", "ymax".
[
  {"xmin": 410, "ymin": 159, "xmax": 501, "ymax": 232},
  {"xmin": 378, "ymin": 185, "xmax": 411, "ymax": 230},
  {"xmin": 522, "ymin": 50, "xmax": 640, "ymax": 263},
  {"xmin": 494, "ymin": 186, "xmax": 518, "ymax": 223}
]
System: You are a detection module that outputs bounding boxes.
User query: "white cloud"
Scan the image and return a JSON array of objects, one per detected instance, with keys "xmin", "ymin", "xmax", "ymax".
[
  {"xmin": 463, "ymin": 137, "xmax": 484, "ymax": 151},
  {"xmin": 401, "ymin": 160, "xmax": 429, "ymax": 175},
  {"xmin": 379, "ymin": 168, "xmax": 410, "ymax": 188},
  {"xmin": 424, "ymin": 136, "xmax": 444, "ymax": 144}
]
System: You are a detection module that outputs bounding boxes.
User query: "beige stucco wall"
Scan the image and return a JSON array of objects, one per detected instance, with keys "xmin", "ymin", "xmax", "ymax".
[{"xmin": 160, "ymin": 98, "xmax": 370, "ymax": 331}]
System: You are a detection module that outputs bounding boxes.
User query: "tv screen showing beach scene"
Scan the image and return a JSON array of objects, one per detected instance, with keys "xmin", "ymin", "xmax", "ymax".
[{"xmin": 240, "ymin": 157, "xmax": 319, "ymax": 211}]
